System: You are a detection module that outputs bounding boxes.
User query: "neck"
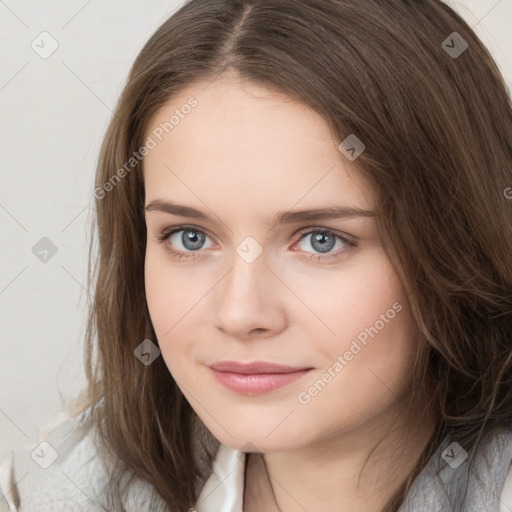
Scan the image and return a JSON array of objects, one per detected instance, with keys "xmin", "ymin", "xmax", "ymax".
[{"xmin": 243, "ymin": 401, "xmax": 438, "ymax": 512}]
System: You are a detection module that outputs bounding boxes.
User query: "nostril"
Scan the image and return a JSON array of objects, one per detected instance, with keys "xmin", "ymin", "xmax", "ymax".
[{"xmin": 249, "ymin": 328, "xmax": 267, "ymax": 335}]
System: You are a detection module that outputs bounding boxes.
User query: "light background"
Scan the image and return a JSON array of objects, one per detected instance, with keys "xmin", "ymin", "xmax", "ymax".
[{"xmin": 1, "ymin": 0, "xmax": 511, "ymax": 456}]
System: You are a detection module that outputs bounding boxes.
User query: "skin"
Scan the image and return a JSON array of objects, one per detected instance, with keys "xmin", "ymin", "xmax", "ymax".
[{"xmin": 143, "ymin": 72, "xmax": 437, "ymax": 512}]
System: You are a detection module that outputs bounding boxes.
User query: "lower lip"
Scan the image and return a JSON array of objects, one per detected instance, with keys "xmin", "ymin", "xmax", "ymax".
[{"xmin": 209, "ymin": 368, "xmax": 313, "ymax": 395}]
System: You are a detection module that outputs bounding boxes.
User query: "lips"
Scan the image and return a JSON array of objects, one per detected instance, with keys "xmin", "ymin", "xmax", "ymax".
[
  {"xmin": 207, "ymin": 360, "xmax": 314, "ymax": 395},
  {"xmin": 208, "ymin": 360, "xmax": 312, "ymax": 374}
]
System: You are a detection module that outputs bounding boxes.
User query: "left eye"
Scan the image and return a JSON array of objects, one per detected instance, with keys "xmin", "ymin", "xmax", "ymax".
[{"xmin": 293, "ymin": 229, "xmax": 354, "ymax": 257}]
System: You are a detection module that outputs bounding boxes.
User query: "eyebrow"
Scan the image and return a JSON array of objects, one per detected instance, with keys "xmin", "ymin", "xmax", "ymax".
[{"xmin": 144, "ymin": 199, "xmax": 374, "ymax": 227}]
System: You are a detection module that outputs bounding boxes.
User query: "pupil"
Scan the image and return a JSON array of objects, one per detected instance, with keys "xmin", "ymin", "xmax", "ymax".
[
  {"xmin": 313, "ymin": 232, "xmax": 334, "ymax": 253},
  {"xmin": 183, "ymin": 230, "xmax": 204, "ymax": 250}
]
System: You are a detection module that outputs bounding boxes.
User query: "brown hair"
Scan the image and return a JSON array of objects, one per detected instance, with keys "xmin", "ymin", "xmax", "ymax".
[{"xmin": 72, "ymin": 0, "xmax": 512, "ymax": 510}]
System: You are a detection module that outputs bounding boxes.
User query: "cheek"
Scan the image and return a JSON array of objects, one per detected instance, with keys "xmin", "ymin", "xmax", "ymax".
[
  {"xmin": 329, "ymin": 257, "xmax": 415, "ymax": 401},
  {"xmin": 291, "ymin": 257, "xmax": 415, "ymax": 438},
  {"xmin": 143, "ymin": 250, "xmax": 212, "ymax": 378},
  {"xmin": 288, "ymin": 248, "xmax": 408, "ymax": 344},
  {"xmin": 144, "ymin": 247, "xmax": 203, "ymax": 331},
  {"xmin": 144, "ymin": 251, "xmax": 172, "ymax": 333},
  {"xmin": 144, "ymin": 252, "xmax": 185, "ymax": 357},
  {"xmin": 289, "ymin": 248, "xmax": 416, "ymax": 400}
]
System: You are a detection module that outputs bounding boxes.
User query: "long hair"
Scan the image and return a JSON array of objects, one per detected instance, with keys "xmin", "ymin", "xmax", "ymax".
[{"xmin": 71, "ymin": 1, "xmax": 512, "ymax": 510}]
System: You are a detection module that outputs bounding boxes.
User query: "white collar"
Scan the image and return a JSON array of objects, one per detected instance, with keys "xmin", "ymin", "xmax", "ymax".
[{"xmin": 194, "ymin": 444, "xmax": 246, "ymax": 512}]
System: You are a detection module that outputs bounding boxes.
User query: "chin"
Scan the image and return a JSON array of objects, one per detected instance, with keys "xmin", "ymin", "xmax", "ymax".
[{"xmin": 207, "ymin": 426, "xmax": 304, "ymax": 454}]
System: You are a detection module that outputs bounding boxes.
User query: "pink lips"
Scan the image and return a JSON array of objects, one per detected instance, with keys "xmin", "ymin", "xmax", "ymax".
[{"xmin": 208, "ymin": 361, "xmax": 313, "ymax": 395}]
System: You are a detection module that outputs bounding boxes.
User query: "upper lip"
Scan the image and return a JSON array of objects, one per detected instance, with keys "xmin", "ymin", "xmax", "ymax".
[{"xmin": 209, "ymin": 361, "xmax": 312, "ymax": 374}]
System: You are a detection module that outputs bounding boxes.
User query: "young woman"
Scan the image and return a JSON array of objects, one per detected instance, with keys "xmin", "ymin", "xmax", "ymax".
[{"xmin": 1, "ymin": 0, "xmax": 512, "ymax": 511}]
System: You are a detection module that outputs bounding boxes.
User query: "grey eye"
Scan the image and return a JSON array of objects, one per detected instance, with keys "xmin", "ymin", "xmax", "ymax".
[{"xmin": 170, "ymin": 229, "xmax": 212, "ymax": 251}]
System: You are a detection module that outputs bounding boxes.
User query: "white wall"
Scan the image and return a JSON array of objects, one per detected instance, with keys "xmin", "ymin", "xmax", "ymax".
[{"xmin": 1, "ymin": 0, "xmax": 511, "ymax": 456}]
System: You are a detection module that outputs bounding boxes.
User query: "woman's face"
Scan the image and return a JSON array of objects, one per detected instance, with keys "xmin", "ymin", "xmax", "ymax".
[{"xmin": 143, "ymin": 73, "xmax": 418, "ymax": 452}]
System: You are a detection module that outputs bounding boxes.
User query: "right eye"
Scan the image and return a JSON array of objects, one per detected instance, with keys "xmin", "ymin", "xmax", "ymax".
[{"xmin": 157, "ymin": 225, "xmax": 216, "ymax": 259}]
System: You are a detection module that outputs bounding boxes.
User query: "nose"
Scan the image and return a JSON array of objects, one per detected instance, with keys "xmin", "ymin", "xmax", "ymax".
[{"xmin": 214, "ymin": 242, "xmax": 287, "ymax": 340}]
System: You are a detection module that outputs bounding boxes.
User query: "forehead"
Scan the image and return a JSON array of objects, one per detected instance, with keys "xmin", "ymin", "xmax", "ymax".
[{"xmin": 142, "ymin": 75, "xmax": 374, "ymax": 216}]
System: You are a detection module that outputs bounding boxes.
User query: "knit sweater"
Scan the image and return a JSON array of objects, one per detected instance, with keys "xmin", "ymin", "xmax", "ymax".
[{"xmin": 1, "ymin": 409, "xmax": 511, "ymax": 511}]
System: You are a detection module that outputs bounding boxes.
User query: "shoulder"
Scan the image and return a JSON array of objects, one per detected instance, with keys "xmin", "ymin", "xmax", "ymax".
[
  {"xmin": 498, "ymin": 429, "xmax": 512, "ymax": 512},
  {"xmin": 0, "ymin": 407, "xmax": 109, "ymax": 511},
  {"xmin": 501, "ymin": 461, "xmax": 512, "ymax": 512},
  {"xmin": 399, "ymin": 427, "xmax": 512, "ymax": 512},
  {"xmin": 476, "ymin": 427, "xmax": 512, "ymax": 512},
  {"xmin": 0, "ymin": 407, "xmax": 161, "ymax": 512}
]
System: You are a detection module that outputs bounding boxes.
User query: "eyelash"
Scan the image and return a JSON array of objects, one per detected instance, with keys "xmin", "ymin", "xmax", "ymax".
[{"xmin": 155, "ymin": 224, "xmax": 357, "ymax": 262}]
